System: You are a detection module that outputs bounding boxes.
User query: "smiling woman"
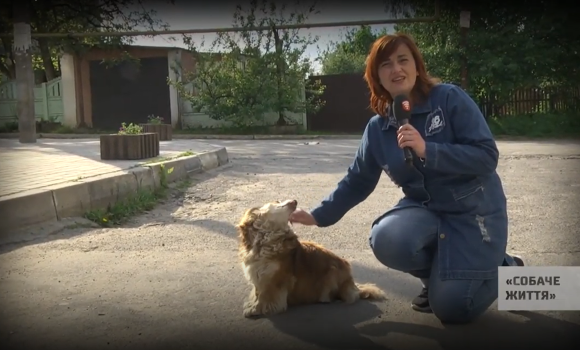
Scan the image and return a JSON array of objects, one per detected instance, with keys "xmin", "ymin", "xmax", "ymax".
[
  {"xmin": 364, "ymin": 33, "xmax": 440, "ymax": 117},
  {"xmin": 289, "ymin": 32, "xmax": 524, "ymax": 325}
]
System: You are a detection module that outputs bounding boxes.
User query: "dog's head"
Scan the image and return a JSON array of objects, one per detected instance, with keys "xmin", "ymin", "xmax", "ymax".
[{"xmin": 236, "ymin": 199, "xmax": 298, "ymax": 251}]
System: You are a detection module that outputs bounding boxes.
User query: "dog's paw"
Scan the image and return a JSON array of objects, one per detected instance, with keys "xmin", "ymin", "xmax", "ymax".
[
  {"xmin": 243, "ymin": 300, "xmax": 262, "ymax": 318},
  {"xmin": 243, "ymin": 304, "xmax": 262, "ymax": 318}
]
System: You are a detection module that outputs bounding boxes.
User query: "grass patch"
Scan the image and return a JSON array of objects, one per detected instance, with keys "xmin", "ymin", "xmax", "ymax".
[
  {"xmin": 84, "ymin": 163, "xmax": 187, "ymax": 227},
  {"xmin": 487, "ymin": 112, "xmax": 580, "ymax": 138},
  {"xmin": 0, "ymin": 120, "xmax": 18, "ymax": 133},
  {"xmin": 51, "ymin": 125, "xmax": 76, "ymax": 134},
  {"xmin": 84, "ymin": 189, "xmax": 161, "ymax": 226}
]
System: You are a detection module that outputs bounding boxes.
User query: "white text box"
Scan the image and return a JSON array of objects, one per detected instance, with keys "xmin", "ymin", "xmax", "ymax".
[{"xmin": 498, "ymin": 266, "xmax": 580, "ymax": 311}]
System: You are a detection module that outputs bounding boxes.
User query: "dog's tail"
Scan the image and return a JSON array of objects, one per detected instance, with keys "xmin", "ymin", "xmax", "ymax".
[{"xmin": 356, "ymin": 283, "xmax": 386, "ymax": 300}]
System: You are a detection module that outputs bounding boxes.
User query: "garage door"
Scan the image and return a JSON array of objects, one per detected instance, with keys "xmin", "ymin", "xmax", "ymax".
[{"xmin": 90, "ymin": 56, "xmax": 171, "ymax": 130}]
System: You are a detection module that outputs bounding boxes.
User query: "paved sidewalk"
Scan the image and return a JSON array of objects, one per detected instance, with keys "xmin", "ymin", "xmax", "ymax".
[{"xmin": 0, "ymin": 138, "xmax": 224, "ymax": 198}]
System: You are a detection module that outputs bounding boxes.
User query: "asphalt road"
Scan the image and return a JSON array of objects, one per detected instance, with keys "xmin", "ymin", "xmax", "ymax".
[{"xmin": 1, "ymin": 139, "xmax": 580, "ymax": 350}]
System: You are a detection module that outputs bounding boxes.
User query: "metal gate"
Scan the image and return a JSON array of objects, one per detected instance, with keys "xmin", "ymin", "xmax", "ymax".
[
  {"xmin": 90, "ymin": 56, "xmax": 171, "ymax": 130},
  {"xmin": 306, "ymin": 73, "xmax": 375, "ymax": 133}
]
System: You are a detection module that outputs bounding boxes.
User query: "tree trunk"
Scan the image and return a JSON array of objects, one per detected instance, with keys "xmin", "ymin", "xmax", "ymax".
[
  {"xmin": 38, "ymin": 38, "xmax": 57, "ymax": 81},
  {"xmin": 272, "ymin": 27, "xmax": 286, "ymax": 126},
  {"xmin": 13, "ymin": 0, "xmax": 37, "ymax": 143}
]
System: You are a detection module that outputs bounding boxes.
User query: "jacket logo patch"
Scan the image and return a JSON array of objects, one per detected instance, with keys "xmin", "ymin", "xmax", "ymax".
[
  {"xmin": 387, "ymin": 115, "xmax": 398, "ymax": 128},
  {"xmin": 425, "ymin": 107, "xmax": 445, "ymax": 136}
]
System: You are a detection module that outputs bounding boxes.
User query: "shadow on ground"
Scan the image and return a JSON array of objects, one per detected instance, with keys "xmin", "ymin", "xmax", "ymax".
[
  {"xmin": 2, "ymin": 298, "xmax": 578, "ymax": 350},
  {"xmin": 0, "ymin": 300, "xmax": 384, "ymax": 350},
  {"xmin": 268, "ymin": 301, "xmax": 389, "ymax": 350},
  {"xmin": 356, "ymin": 310, "xmax": 580, "ymax": 350}
]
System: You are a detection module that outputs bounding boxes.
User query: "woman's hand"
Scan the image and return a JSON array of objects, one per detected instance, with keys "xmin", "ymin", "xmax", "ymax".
[
  {"xmin": 397, "ymin": 124, "xmax": 426, "ymax": 158},
  {"xmin": 289, "ymin": 208, "xmax": 318, "ymax": 226}
]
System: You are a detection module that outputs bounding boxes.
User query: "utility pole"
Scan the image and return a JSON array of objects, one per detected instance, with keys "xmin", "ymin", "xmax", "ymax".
[
  {"xmin": 459, "ymin": 10, "xmax": 470, "ymax": 91},
  {"xmin": 13, "ymin": 0, "xmax": 36, "ymax": 143}
]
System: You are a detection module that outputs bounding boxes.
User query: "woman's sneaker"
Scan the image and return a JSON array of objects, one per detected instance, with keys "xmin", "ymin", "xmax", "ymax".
[
  {"xmin": 411, "ymin": 287, "xmax": 432, "ymax": 313},
  {"xmin": 513, "ymin": 255, "xmax": 525, "ymax": 266}
]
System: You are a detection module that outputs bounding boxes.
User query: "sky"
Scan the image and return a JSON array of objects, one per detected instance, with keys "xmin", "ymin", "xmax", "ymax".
[{"xmin": 129, "ymin": 0, "xmax": 398, "ymax": 73}]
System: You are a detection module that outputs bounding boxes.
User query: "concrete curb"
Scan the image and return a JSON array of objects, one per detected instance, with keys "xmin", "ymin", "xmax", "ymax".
[
  {"xmin": 0, "ymin": 132, "xmax": 362, "ymax": 140},
  {"xmin": 0, "ymin": 147, "xmax": 229, "ymax": 236}
]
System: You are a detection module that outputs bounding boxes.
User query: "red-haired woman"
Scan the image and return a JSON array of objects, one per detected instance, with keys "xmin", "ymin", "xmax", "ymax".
[{"xmin": 290, "ymin": 33, "xmax": 524, "ymax": 324}]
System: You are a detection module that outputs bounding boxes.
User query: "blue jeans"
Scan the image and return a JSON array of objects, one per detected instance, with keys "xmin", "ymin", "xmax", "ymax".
[{"xmin": 369, "ymin": 206, "xmax": 517, "ymax": 324}]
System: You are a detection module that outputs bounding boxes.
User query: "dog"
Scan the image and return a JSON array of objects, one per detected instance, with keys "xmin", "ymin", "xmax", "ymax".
[{"xmin": 236, "ymin": 199, "xmax": 386, "ymax": 318}]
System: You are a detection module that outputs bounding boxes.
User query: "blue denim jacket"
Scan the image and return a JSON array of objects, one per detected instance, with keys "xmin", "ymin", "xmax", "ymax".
[{"xmin": 310, "ymin": 83, "xmax": 508, "ymax": 281}]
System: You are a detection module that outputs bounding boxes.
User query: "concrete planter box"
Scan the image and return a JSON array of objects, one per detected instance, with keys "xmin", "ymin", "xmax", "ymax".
[
  {"xmin": 141, "ymin": 123, "xmax": 173, "ymax": 141},
  {"xmin": 100, "ymin": 133, "xmax": 160, "ymax": 160}
]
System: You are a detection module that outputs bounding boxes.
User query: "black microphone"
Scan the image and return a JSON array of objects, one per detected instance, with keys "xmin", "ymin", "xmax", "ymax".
[{"xmin": 393, "ymin": 94, "xmax": 413, "ymax": 165}]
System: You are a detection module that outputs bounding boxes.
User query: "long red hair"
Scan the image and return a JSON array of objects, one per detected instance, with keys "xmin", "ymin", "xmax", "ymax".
[{"xmin": 364, "ymin": 33, "xmax": 440, "ymax": 117}]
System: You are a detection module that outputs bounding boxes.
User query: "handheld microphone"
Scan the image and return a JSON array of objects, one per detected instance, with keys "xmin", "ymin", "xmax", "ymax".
[{"xmin": 393, "ymin": 94, "xmax": 414, "ymax": 165}]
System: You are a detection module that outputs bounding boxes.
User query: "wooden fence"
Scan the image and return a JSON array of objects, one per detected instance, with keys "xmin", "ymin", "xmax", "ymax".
[
  {"xmin": 0, "ymin": 77, "xmax": 64, "ymax": 125},
  {"xmin": 477, "ymin": 86, "xmax": 580, "ymax": 119}
]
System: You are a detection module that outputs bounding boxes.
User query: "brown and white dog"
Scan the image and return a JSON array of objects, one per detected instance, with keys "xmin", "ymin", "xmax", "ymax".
[{"xmin": 236, "ymin": 199, "xmax": 386, "ymax": 318}]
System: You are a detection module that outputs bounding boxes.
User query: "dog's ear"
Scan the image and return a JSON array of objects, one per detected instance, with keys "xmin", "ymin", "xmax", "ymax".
[
  {"xmin": 238, "ymin": 207, "xmax": 260, "ymax": 228},
  {"xmin": 237, "ymin": 207, "xmax": 261, "ymax": 250}
]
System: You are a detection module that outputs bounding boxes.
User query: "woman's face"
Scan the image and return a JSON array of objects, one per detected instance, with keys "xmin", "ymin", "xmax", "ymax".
[{"xmin": 378, "ymin": 43, "xmax": 418, "ymax": 98}]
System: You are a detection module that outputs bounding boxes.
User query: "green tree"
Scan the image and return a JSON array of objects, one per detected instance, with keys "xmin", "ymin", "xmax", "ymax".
[
  {"xmin": 0, "ymin": 0, "xmax": 172, "ymax": 81},
  {"xmin": 385, "ymin": 0, "xmax": 580, "ymax": 104},
  {"xmin": 173, "ymin": 46, "xmax": 277, "ymax": 128},
  {"xmin": 319, "ymin": 25, "xmax": 389, "ymax": 75},
  {"xmin": 171, "ymin": 0, "xmax": 325, "ymax": 128}
]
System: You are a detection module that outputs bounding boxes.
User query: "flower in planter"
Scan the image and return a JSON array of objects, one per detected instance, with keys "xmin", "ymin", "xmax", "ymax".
[
  {"xmin": 146, "ymin": 115, "xmax": 164, "ymax": 125},
  {"xmin": 118, "ymin": 122, "xmax": 143, "ymax": 135}
]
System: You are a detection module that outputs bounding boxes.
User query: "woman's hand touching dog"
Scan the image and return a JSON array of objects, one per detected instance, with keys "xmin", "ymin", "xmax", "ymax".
[{"xmin": 289, "ymin": 208, "xmax": 317, "ymax": 226}]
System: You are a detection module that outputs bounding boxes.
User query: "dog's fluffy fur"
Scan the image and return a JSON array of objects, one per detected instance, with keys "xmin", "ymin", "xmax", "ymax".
[{"xmin": 236, "ymin": 199, "xmax": 386, "ymax": 318}]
